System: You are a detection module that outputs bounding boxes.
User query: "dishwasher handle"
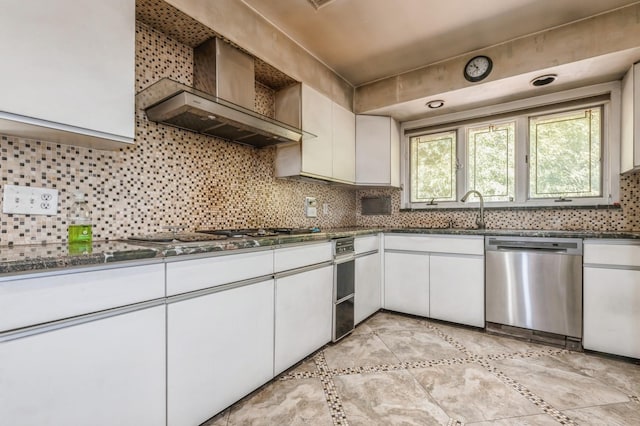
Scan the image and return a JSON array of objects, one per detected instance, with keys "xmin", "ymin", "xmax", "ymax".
[
  {"xmin": 495, "ymin": 246, "xmax": 570, "ymax": 254},
  {"xmin": 486, "ymin": 237, "xmax": 583, "ymax": 255}
]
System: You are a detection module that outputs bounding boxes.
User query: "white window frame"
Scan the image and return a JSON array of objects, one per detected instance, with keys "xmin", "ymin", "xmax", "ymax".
[{"xmin": 401, "ymin": 82, "xmax": 621, "ymax": 209}]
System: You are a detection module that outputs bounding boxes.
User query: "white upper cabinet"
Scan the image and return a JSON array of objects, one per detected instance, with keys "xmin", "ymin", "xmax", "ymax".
[
  {"xmin": 275, "ymin": 84, "xmax": 355, "ymax": 183},
  {"xmin": 0, "ymin": 0, "xmax": 135, "ymax": 149},
  {"xmin": 621, "ymin": 62, "xmax": 640, "ymax": 173},
  {"xmin": 355, "ymin": 115, "xmax": 400, "ymax": 187},
  {"xmin": 332, "ymin": 102, "xmax": 356, "ymax": 183},
  {"xmin": 301, "ymin": 84, "xmax": 334, "ymax": 179}
]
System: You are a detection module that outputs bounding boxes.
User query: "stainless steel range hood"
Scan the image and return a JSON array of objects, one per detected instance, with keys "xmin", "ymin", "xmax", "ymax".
[{"xmin": 135, "ymin": 38, "xmax": 310, "ymax": 148}]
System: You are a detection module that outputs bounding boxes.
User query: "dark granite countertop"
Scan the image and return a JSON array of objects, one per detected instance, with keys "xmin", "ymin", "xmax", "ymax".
[
  {"xmin": 1, "ymin": 227, "xmax": 639, "ymax": 276},
  {"xmin": 0, "ymin": 228, "xmax": 382, "ymax": 276},
  {"xmin": 388, "ymin": 228, "xmax": 640, "ymax": 239}
]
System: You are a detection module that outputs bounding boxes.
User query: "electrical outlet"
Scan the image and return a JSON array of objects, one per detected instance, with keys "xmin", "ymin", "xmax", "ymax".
[
  {"xmin": 2, "ymin": 184, "xmax": 59, "ymax": 215},
  {"xmin": 322, "ymin": 203, "xmax": 329, "ymax": 215},
  {"xmin": 304, "ymin": 196, "xmax": 317, "ymax": 218}
]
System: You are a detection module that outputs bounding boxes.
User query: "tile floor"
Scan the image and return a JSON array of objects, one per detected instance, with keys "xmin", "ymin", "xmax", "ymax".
[{"xmin": 204, "ymin": 311, "xmax": 640, "ymax": 425}]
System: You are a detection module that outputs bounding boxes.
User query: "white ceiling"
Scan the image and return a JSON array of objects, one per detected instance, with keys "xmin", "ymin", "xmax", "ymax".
[{"xmin": 241, "ymin": 0, "xmax": 639, "ymax": 87}]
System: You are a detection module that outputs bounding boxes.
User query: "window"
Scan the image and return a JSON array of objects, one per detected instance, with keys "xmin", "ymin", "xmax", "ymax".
[
  {"xmin": 402, "ymin": 83, "xmax": 619, "ymax": 209},
  {"xmin": 467, "ymin": 121, "xmax": 515, "ymax": 202},
  {"xmin": 410, "ymin": 131, "xmax": 457, "ymax": 202},
  {"xmin": 529, "ymin": 107, "xmax": 601, "ymax": 199}
]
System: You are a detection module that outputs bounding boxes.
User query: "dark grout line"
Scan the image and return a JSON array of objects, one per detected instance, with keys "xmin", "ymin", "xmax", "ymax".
[
  {"xmin": 424, "ymin": 321, "xmax": 578, "ymax": 426},
  {"xmin": 313, "ymin": 351, "xmax": 350, "ymax": 426}
]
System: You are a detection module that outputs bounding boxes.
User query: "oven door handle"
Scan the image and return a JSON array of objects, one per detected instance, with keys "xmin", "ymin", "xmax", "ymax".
[{"xmin": 334, "ymin": 253, "xmax": 355, "ymax": 264}]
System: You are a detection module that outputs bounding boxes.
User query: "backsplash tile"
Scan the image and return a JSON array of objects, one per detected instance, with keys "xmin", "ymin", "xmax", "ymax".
[
  {"xmin": 356, "ymin": 171, "xmax": 640, "ymax": 231},
  {"xmin": 0, "ymin": 22, "xmax": 355, "ymax": 246}
]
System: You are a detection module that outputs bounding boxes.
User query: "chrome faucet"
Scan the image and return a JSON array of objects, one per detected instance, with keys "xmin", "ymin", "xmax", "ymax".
[{"xmin": 460, "ymin": 190, "xmax": 485, "ymax": 229}]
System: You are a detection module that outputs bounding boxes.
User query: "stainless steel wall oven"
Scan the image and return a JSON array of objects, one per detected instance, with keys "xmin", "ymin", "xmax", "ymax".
[{"xmin": 333, "ymin": 237, "xmax": 355, "ymax": 341}]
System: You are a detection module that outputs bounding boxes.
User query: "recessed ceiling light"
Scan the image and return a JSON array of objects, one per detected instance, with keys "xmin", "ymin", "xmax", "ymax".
[
  {"xmin": 426, "ymin": 100, "xmax": 445, "ymax": 109},
  {"xmin": 531, "ymin": 74, "xmax": 557, "ymax": 87}
]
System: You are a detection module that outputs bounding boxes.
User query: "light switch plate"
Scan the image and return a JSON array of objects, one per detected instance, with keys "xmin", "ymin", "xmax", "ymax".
[
  {"xmin": 2, "ymin": 184, "xmax": 59, "ymax": 215},
  {"xmin": 305, "ymin": 196, "xmax": 317, "ymax": 217}
]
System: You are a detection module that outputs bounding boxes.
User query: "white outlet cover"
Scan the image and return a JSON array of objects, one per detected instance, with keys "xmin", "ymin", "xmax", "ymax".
[
  {"xmin": 305, "ymin": 196, "xmax": 318, "ymax": 218},
  {"xmin": 2, "ymin": 184, "xmax": 59, "ymax": 215}
]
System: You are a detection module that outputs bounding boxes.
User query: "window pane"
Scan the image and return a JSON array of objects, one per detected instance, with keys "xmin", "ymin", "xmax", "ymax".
[
  {"xmin": 529, "ymin": 107, "xmax": 601, "ymax": 199},
  {"xmin": 410, "ymin": 131, "xmax": 456, "ymax": 202},
  {"xmin": 467, "ymin": 122, "xmax": 515, "ymax": 202}
]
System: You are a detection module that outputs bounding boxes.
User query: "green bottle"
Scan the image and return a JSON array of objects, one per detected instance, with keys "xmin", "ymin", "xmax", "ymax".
[{"xmin": 68, "ymin": 192, "xmax": 92, "ymax": 245}]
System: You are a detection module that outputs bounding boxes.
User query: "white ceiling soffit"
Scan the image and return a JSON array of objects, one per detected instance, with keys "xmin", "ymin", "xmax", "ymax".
[
  {"xmin": 366, "ymin": 48, "xmax": 640, "ymax": 122},
  {"xmin": 242, "ymin": 0, "xmax": 639, "ymax": 87}
]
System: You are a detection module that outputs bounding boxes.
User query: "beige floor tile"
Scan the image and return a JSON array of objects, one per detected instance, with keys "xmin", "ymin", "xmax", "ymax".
[
  {"xmin": 279, "ymin": 356, "xmax": 320, "ymax": 377},
  {"xmin": 549, "ymin": 351, "xmax": 640, "ymax": 396},
  {"xmin": 351, "ymin": 321, "xmax": 374, "ymax": 336},
  {"xmin": 225, "ymin": 378, "xmax": 333, "ymax": 426},
  {"xmin": 323, "ymin": 333, "xmax": 401, "ymax": 370},
  {"xmin": 466, "ymin": 413, "xmax": 560, "ymax": 425},
  {"xmin": 376, "ymin": 328, "xmax": 466, "ymax": 362},
  {"xmin": 435, "ymin": 323, "xmax": 546, "ymax": 355},
  {"xmin": 362, "ymin": 311, "xmax": 427, "ymax": 333},
  {"xmin": 563, "ymin": 401, "xmax": 640, "ymax": 426},
  {"xmin": 493, "ymin": 356, "xmax": 630, "ymax": 410},
  {"xmin": 411, "ymin": 363, "xmax": 542, "ymax": 423},
  {"xmin": 333, "ymin": 370, "xmax": 450, "ymax": 426},
  {"xmin": 202, "ymin": 408, "xmax": 230, "ymax": 426}
]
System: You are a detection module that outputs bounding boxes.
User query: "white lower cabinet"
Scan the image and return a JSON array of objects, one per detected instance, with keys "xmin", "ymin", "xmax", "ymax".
[
  {"xmin": 384, "ymin": 251, "xmax": 429, "ymax": 316},
  {"xmin": 583, "ymin": 240, "xmax": 640, "ymax": 358},
  {"xmin": 275, "ymin": 265, "xmax": 333, "ymax": 374},
  {"xmin": 0, "ymin": 305, "xmax": 166, "ymax": 426},
  {"xmin": 383, "ymin": 234, "xmax": 485, "ymax": 326},
  {"xmin": 167, "ymin": 279, "xmax": 275, "ymax": 426},
  {"xmin": 355, "ymin": 251, "xmax": 382, "ymax": 324},
  {"xmin": 430, "ymin": 255, "xmax": 485, "ymax": 327},
  {"xmin": 583, "ymin": 267, "xmax": 640, "ymax": 358}
]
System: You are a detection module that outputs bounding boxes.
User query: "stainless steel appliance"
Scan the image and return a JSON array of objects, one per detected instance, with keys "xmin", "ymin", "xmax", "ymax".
[
  {"xmin": 333, "ymin": 237, "xmax": 355, "ymax": 341},
  {"xmin": 485, "ymin": 236, "xmax": 583, "ymax": 348},
  {"xmin": 136, "ymin": 37, "xmax": 306, "ymax": 148},
  {"xmin": 197, "ymin": 227, "xmax": 320, "ymax": 238}
]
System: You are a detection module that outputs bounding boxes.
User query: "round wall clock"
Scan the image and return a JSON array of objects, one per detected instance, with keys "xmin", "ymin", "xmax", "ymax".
[{"xmin": 464, "ymin": 55, "xmax": 493, "ymax": 82}]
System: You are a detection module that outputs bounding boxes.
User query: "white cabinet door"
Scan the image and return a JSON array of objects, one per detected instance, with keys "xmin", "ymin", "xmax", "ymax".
[
  {"xmin": 301, "ymin": 85, "xmax": 333, "ymax": 178},
  {"xmin": 583, "ymin": 267, "xmax": 640, "ymax": 358},
  {"xmin": 167, "ymin": 279, "xmax": 274, "ymax": 426},
  {"xmin": 384, "ymin": 252, "xmax": 429, "ymax": 316},
  {"xmin": 0, "ymin": 0, "xmax": 135, "ymax": 146},
  {"xmin": 355, "ymin": 115, "xmax": 400, "ymax": 186},
  {"xmin": 621, "ymin": 63, "xmax": 640, "ymax": 173},
  {"xmin": 275, "ymin": 265, "xmax": 333, "ymax": 374},
  {"xmin": 430, "ymin": 255, "xmax": 485, "ymax": 327},
  {"xmin": 0, "ymin": 306, "xmax": 166, "ymax": 426},
  {"xmin": 355, "ymin": 252, "xmax": 382, "ymax": 324},
  {"xmin": 332, "ymin": 102, "xmax": 356, "ymax": 183}
]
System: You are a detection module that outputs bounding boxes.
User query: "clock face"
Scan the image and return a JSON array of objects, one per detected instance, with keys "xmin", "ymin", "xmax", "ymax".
[{"xmin": 464, "ymin": 56, "xmax": 493, "ymax": 82}]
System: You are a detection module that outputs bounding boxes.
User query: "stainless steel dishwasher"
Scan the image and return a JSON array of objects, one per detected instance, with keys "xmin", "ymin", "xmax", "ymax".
[{"xmin": 485, "ymin": 236, "xmax": 583, "ymax": 348}]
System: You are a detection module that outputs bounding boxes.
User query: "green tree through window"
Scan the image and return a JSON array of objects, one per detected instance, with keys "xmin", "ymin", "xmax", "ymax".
[
  {"xmin": 410, "ymin": 131, "xmax": 456, "ymax": 202},
  {"xmin": 467, "ymin": 122, "xmax": 515, "ymax": 202},
  {"xmin": 529, "ymin": 107, "xmax": 601, "ymax": 199}
]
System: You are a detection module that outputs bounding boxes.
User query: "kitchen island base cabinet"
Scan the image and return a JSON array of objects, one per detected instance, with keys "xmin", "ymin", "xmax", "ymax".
[
  {"xmin": 0, "ymin": 305, "xmax": 166, "ymax": 426},
  {"xmin": 355, "ymin": 251, "xmax": 382, "ymax": 324},
  {"xmin": 583, "ymin": 267, "xmax": 640, "ymax": 358},
  {"xmin": 384, "ymin": 252, "xmax": 429, "ymax": 317},
  {"xmin": 167, "ymin": 279, "xmax": 275, "ymax": 426},
  {"xmin": 275, "ymin": 265, "xmax": 333, "ymax": 375},
  {"xmin": 430, "ymin": 255, "xmax": 484, "ymax": 327}
]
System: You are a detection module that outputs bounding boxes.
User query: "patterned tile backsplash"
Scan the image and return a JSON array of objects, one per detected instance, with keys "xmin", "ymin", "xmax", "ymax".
[
  {"xmin": 356, "ymin": 170, "xmax": 640, "ymax": 231},
  {"xmin": 0, "ymin": 22, "xmax": 355, "ymax": 246},
  {"xmin": 1, "ymin": 20, "xmax": 639, "ymax": 246}
]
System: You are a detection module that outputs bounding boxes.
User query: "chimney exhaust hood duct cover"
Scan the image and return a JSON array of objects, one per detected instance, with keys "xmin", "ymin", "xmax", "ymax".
[{"xmin": 135, "ymin": 38, "xmax": 311, "ymax": 148}]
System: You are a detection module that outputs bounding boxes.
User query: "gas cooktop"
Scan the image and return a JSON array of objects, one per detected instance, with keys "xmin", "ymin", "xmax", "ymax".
[
  {"xmin": 127, "ymin": 232, "xmax": 228, "ymax": 243},
  {"xmin": 196, "ymin": 227, "xmax": 321, "ymax": 238}
]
